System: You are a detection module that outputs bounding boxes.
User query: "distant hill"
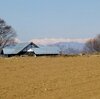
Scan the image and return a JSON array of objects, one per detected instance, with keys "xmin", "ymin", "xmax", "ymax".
[
  {"xmin": 48, "ymin": 42, "xmax": 85, "ymax": 54},
  {"xmin": 31, "ymin": 38, "xmax": 87, "ymax": 54}
]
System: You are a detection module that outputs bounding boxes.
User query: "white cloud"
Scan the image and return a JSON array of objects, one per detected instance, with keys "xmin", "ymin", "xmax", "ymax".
[{"xmin": 30, "ymin": 38, "xmax": 90, "ymax": 45}]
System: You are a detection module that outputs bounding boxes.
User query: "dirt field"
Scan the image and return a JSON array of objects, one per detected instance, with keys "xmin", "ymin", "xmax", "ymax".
[{"xmin": 0, "ymin": 56, "xmax": 100, "ymax": 99}]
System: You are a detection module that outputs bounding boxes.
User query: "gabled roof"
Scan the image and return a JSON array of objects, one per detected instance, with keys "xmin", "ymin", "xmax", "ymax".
[
  {"xmin": 3, "ymin": 42, "xmax": 38, "ymax": 55},
  {"xmin": 32, "ymin": 46, "xmax": 60, "ymax": 55}
]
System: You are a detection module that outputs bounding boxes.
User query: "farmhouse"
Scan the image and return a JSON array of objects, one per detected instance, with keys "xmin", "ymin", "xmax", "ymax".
[{"xmin": 2, "ymin": 42, "xmax": 60, "ymax": 57}]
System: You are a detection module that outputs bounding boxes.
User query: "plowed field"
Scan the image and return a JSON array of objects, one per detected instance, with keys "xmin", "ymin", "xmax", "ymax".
[{"xmin": 0, "ymin": 56, "xmax": 100, "ymax": 99}]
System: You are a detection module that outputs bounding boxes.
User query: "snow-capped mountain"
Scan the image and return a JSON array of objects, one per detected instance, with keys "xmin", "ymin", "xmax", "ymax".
[
  {"xmin": 31, "ymin": 38, "xmax": 89, "ymax": 45},
  {"xmin": 31, "ymin": 38, "xmax": 88, "ymax": 54},
  {"xmin": 50, "ymin": 42, "xmax": 85, "ymax": 54}
]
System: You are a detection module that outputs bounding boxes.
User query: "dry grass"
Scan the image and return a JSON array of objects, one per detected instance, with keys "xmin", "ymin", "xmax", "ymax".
[{"xmin": 0, "ymin": 56, "xmax": 100, "ymax": 99}]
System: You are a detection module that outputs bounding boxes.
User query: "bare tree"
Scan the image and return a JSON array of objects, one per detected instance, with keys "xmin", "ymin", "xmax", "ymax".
[
  {"xmin": 83, "ymin": 39, "xmax": 95, "ymax": 53},
  {"xmin": 84, "ymin": 34, "xmax": 100, "ymax": 53},
  {"xmin": 0, "ymin": 18, "xmax": 17, "ymax": 54},
  {"xmin": 93, "ymin": 34, "xmax": 100, "ymax": 52}
]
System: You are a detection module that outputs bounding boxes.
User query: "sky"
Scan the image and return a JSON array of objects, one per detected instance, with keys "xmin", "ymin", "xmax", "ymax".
[{"xmin": 0, "ymin": 0, "xmax": 100, "ymax": 42}]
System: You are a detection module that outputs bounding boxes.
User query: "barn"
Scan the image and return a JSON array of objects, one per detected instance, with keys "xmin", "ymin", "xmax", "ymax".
[
  {"xmin": 2, "ymin": 42, "xmax": 60, "ymax": 57},
  {"xmin": 2, "ymin": 42, "xmax": 38, "ymax": 57}
]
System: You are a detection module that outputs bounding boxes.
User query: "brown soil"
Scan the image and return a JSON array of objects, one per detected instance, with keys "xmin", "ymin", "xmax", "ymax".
[{"xmin": 0, "ymin": 56, "xmax": 100, "ymax": 99}]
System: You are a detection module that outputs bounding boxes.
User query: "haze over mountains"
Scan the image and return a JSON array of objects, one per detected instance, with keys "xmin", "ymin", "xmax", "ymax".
[
  {"xmin": 31, "ymin": 38, "xmax": 89, "ymax": 54},
  {"xmin": 31, "ymin": 38, "xmax": 89, "ymax": 45}
]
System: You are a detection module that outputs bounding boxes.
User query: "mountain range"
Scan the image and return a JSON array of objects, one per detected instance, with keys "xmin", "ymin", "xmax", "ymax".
[
  {"xmin": 49, "ymin": 42, "xmax": 85, "ymax": 54},
  {"xmin": 31, "ymin": 38, "xmax": 88, "ymax": 54}
]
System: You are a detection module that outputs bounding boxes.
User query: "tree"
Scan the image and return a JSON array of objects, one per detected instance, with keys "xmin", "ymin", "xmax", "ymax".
[
  {"xmin": 93, "ymin": 34, "xmax": 100, "ymax": 52},
  {"xmin": 83, "ymin": 39, "xmax": 95, "ymax": 53},
  {"xmin": 84, "ymin": 34, "xmax": 100, "ymax": 53},
  {"xmin": 0, "ymin": 18, "xmax": 17, "ymax": 54}
]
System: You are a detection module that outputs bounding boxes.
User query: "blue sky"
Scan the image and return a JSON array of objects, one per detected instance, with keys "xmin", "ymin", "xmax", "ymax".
[{"xmin": 0, "ymin": 0, "xmax": 100, "ymax": 41}]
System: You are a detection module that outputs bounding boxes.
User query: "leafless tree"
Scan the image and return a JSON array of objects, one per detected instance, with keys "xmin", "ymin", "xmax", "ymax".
[
  {"xmin": 0, "ymin": 18, "xmax": 17, "ymax": 54},
  {"xmin": 83, "ymin": 39, "xmax": 95, "ymax": 53},
  {"xmin": 84, "ymin": 34, "xmax": 100, "ymax": 53},
  {"xmin": 93, "ymin": 34, "xmax": 100, "ymax": 52}
]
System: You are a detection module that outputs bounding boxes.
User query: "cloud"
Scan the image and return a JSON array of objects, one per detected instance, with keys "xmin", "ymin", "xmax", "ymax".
[{"xmin": 30, "ymin": 38, "xmax": 90, "ymax": 45}]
